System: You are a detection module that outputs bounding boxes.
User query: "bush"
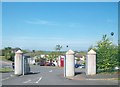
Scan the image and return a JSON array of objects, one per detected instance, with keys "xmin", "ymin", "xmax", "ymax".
[{"xmin": 92, "ymin": 35, "xmax": 118, "ymax": 73}]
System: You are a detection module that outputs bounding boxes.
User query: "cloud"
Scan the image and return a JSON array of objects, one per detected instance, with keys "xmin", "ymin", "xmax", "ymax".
[
  {"xmin": 25, "ymin": 18, "xmax": 83, "ymax": 28},
  {"xmin": 26, "ymin": 19, "xmax": 58, "ymax": 26}
]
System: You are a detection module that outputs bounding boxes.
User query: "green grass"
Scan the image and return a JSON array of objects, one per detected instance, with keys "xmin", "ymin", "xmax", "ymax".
[
  {"xmin": 97, "ymin": 69, "xmax": 120, "ymax": 75},
  {"xmin": 0, "ymin": 56, "xmax": 4, "ymax": 60},
  {"xmin": 0, "ymin": 56, "xmax": 7, "ymax": 61},
  {"xmin": 0, "ymin": 68, "xmax": 13, "ymax": 73},
  {"xmin": 0, "ymin": 56, "xmax": 12, "ymax": 62},
  {"xmin": 97, "ymin": 72, "xmax": 119, "ymax": 75}
]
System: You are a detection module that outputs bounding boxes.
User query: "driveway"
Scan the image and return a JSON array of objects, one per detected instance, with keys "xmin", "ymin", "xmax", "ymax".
[{"xmin": 2, "ymin": 65, "xmax": 119, "ymax": 85}]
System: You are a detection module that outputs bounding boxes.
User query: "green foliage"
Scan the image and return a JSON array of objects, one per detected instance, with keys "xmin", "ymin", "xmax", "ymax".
[
  {"xmin": 35, "ymin": 58, "xmax": 40, "ymax": 62},
  {"xmin": 78, "ymin": 51, "xmax": 87, "ymax": 57},
  {"xmin": 76, "ymin": 58, "xmax": 80, "ymax": 61},
  {"xmin": 55, "ymin": 45, "xmax": 62, "ymax": 52},
  {"xmin": 95, "ymin": 35, "xmax": 118, "ymax": 72},
  {"xmin": 2, "ymin": 47, "xmax": 14, "ymax": 61},
  {"xmin": 0, "ymin": 68, "xmax": 13, "ymax": 73},
  {"xmin": 47, "ymin": 52, "xmax": 58, "ymax": 61},
  {"xmin": 118, "ymin": 45, "xmax": 120, "ymax": 66},
  {"xmin": 22, "ymin": 50, "xmax": 28, "ymax": 54},
  {"xmin": 82, "ymin": 61, "xmax": 85, "ymax": 65}
]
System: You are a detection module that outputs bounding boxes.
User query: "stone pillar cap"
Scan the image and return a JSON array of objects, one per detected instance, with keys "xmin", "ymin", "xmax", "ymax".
[
  {"xmin": 66, "ymin": 49, "xmax": 75, "ymax": 55},
  {"xmin": 88, "ymin": 49, "xmax": 96, "ymax": 55},
  {"xmin": 15, "ymin": 50, "xmax": 23, "ymax": 54}
]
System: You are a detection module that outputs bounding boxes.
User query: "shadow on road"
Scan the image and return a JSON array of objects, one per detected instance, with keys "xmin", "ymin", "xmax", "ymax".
[
  {"xmin": 75, "ymin": 72, "xmax": 85, "ymax": 75},
  {"xmin": 25, "ymin": 71, "xmax": 40, "ymax": 75}
]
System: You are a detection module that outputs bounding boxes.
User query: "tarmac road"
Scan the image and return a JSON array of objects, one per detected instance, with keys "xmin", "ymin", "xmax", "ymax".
[{"xmin": 2, "ymin": 65, "xmax": 119, "ymax": 85}]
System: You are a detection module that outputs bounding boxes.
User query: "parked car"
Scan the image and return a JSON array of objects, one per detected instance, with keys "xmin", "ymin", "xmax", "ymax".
[
  {"xmin": 78, "ymin": 65, "xmax": 85, "ymax": 68},
  {"xmin": 75, "ymin": 64, "xmax": 81, "ymax": 68},
  {"xmin": 34, "ymin": 62, "xmax": 40, "ymax": 65},
  {"xmin": 44, "ymin": 62, "xmax": 50, "ymax": 66},
  {"xmin": 44, "ymin": 62, "xmax": 55, "ymax": 66},
  {"xmin": 49, "ymin": 62, "xmax": 55, "ymax": 66},
  {"xmin": 39, "ymin": 62, "xmax": 45, "ymax": 66},
  {"xmin": 75, "ymin": 64, "xmax": 85, "ymax": 68}
]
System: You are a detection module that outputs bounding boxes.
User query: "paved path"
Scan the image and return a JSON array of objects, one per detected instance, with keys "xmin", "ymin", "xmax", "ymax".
[
  {"xmin": 2, "ymin": 65, "xmax": 119, "ymax": 85},
  {"xmin": 70, "ymin": 68, "xmax": 119, "ymax": 80}
]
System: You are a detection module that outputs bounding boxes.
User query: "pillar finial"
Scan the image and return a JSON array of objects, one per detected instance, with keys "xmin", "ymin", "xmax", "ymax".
[
  {"xmin": 66, "ymin": 49, "xmax": 75, "ymax": 55},
  {"xmin": 15, "ymin": 50, "xmax": 23, "ymax": 54},
  {"xmin": 88, "ymin": 49, "xmax": 96, "ymax": 55}
]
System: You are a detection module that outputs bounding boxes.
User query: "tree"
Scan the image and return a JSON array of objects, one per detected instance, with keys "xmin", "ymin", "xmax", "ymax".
[
  {"xmin": 47, "ymin": 52, "xmax": 58, "ymax": 62},
  {"xmin": 95, "ymin": 35, "xmax": 118, "ymax": 72},
  {"xmin": 1, "ymin": 47, "xmax": 15, "ymax": 61},
  {"xmin": 118, "ymin": 45, "xmax": 120, "ymax": 66},
  {"xmin": 4, "ymin": 47, "xmax": 12, "ymax": 60},
  {"xmin": 55, "ymin": 45, "xmax": 62, "ymax": 52},
  {"xmin": 55, "ymin": 45, "xmax": 62, "ymax": 56}
]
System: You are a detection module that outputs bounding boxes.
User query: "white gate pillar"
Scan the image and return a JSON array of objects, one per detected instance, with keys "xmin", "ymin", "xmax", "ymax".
[
  {"xmin": 86, "ymin": 49, "xmax": 96, "ymax": 75},
  {"xmin": 14, "ymin": 50, "xmax": 23, "ymax": 75},
  {"xmin": 65, "ymin": 49, "xmax": 75, "ymax": 77}
]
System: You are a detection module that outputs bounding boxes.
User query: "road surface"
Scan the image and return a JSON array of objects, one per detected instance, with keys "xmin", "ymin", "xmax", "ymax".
[{"xmin": 2, "ymin": 65, "xmax": 119, "ymax": 85}]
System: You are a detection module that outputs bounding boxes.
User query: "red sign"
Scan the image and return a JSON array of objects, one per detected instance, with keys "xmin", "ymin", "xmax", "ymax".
[{"xmin": 60, "ymin": 58, "xmax": 64, "ymax": 67}]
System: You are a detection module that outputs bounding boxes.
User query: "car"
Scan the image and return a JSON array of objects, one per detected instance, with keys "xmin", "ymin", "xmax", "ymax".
[
  {"xmin": 44, "ymin": 62, "xmax": 50, "ymax": 66},
  {"xmin": 39, "ymin": 62, "xmax": 45, "ymax": 66},
  {"xmin": 75, "ymin": 64, "xmax": 81, "ymax": 68},
  {"xmin": 44, "ymin": 62, "xmax": 55, "ymax": 66},
  {"xmin": 78, "ymin": 65, "xmax": 85, "ymax": 68},
  {"xmin": 50, "ymin": 63, "xmax": 55, "ymax": 66},
  {"xmin": 75, "ymin": 64, "xmax": 85, "ymax": 68},
  {"xmin": 34, "ymin": 62, "xmax": 40, "ymax": 65}
]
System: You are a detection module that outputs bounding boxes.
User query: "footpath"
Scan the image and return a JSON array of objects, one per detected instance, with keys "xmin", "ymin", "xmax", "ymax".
[{"xmin": 68, "ymin": 68, "xmax": 119, "ymax": 81}]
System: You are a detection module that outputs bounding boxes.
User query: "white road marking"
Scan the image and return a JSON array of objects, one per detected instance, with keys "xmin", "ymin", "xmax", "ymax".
[
  {"xmin": 49, "ymin": 70, "xmax": 52, "ymax": 72},
  {"xmin": 10, "ymin": 74, "xmax": 13, "ymax": 77},
  {"xmin": 35, "ymin": 76, "xmax": 42, "ymax": 83},
  {"xmin": 23, "ymin": 76, "xmax": 42, "ymax": 84},
  {"xmin": 23, "ymin": 79, "xmax": 31, "ymax": 83}
]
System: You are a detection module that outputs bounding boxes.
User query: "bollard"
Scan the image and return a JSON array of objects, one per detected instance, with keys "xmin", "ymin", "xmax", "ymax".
[
  {"xmin": 86, "ymin": 49, "xmax": 96, "ymax": 75},
  {"xmin": 14, "ymin": 50, "xmax": 23, "ymax": 75},
  {"xmin": 65, "ymin": 49, "xmax": 75, "ymax": 77}
]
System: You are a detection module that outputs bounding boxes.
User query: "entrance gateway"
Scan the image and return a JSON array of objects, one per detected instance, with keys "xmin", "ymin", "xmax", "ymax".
[
  {"xmin": 14, "ymin": 49, "xmax": 96, "ymax": 77},
  {"xmin": 64, "ymin": 49, "xmax": 96, "ymax": 77}
]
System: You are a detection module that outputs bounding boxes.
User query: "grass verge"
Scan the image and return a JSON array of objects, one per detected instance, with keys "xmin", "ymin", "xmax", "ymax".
[{"xmin": 0, "ymin": 68, "xmax": 13, "ymax": 73}]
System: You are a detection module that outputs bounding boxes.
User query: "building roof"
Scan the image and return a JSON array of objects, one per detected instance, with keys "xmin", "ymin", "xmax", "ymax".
[{"xmin": 75, "ymin": 53, "xmax": 83, "ymax": 58}]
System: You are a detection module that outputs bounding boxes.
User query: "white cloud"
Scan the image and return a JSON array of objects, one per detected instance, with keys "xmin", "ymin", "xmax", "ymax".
[
  {"xmin": 26, "ymin": 19, "xmax": 58, "ymax": 26},
  {"xmin": 25, "ymin": 18, "xmax": 83, "ymax": 28}
]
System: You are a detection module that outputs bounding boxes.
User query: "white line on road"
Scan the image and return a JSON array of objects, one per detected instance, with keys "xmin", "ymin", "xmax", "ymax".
[
  {"xmin": 10, "ymin": 74, "xmax": 13, "ymax": 77},
  {"xmin": 49, "ymin": 70, "xmax": 52, "ymax": 72},
  {"xmin": 35, "ymin": 76, "xmax": 42, "ymax": 83},
  {"xmin": 23, "ymin": 79, "xmax": 31, "ymax": 83}
]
